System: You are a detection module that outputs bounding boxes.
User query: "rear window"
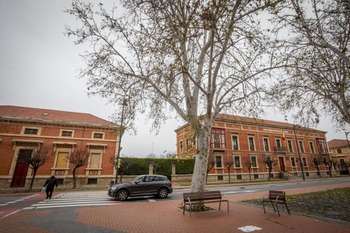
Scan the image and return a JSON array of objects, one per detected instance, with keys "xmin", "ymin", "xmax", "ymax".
[{"xmin": 153, "ymin": 176, "xmax": 167, "ymax": 181}]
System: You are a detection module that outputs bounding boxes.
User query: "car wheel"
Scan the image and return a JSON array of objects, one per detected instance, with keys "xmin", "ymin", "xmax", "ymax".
[
  {"xmin": 116, "ymin": 189, "xmax": 129, "ymax": 201},
  {"xmin": 158, "ymin": 187, "xmax": 168, "ymax": 198}
]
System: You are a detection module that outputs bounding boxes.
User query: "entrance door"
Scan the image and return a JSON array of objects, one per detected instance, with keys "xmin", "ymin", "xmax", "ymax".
[
  {"xmin": 279, "ymin": 157, "xmax": 285, "ymax": 172},
  {"xmin": 11, "ymin": 149, "xmax": 32, "ymax": 187}
]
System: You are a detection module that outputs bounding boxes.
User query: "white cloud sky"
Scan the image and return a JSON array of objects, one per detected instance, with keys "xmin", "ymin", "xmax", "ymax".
[{"xmin": 0, "ymin": 0, "xmax": 347, "ymax": 158}]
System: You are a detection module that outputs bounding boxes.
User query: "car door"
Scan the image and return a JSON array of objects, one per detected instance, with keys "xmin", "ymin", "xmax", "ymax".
[
  {"xmin": 128, "ymin": 176, "xmax": 151, "ymax": 196},
  {"xmin": 147, "ymin": 176, "xmax": 159, "ymax": 194}
]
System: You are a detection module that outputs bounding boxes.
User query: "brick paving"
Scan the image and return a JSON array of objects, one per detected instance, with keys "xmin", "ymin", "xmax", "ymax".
[{"xmin": 0, "ymin": 182, "xmax": 350, "ymax": 233}]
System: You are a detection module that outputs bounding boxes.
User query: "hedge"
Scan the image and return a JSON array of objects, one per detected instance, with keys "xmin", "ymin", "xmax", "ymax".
[{"xmin": 120, "ymin": 158, "xmax": 195, "ymax": 176}]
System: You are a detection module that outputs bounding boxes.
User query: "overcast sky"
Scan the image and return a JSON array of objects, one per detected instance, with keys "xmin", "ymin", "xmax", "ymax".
[{"xmin": 0, "ymin": 1, "xmax": 347, "ymax": 158}]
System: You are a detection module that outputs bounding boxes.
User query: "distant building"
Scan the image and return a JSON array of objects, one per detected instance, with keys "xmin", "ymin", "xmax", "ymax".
[
  {"xmin": 328, "ymin": 139, "xmax": 350, "ymax": 174},
  {"xmin": 0, "ymin": 105, "xmax": 120, "ymax": 189},
  {"xmin": 175, "ymin": 114, "xmax": 333, "ymax": 182}
]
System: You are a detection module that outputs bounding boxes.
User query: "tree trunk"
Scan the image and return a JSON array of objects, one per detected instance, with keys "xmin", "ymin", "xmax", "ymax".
[
  {"xmin": 190, "ymin": 120, "xmax": 211, "ymax": 193},
  {"xmin": 28, "ymin": 168, "xmax": 38, "ymax": 191},
  {"xmin": 72, "ymin": 167, "xmax": 77, "ymax": 189}
]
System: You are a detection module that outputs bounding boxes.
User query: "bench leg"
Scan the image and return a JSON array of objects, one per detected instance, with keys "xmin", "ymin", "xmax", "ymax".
[
  {"xmin": 284, "ymin": 202, "xmax": 290, "ymax": 215},
  {"xmin": 189, "ymin": 203, "xmax": 192, "ymax": 218},
  {"xmin": 275, "ymin": 201, "xmax": 280, "ymax": 216},
  {"xmin": 263, "ymin": 201, "xmax": 266, "ymax": 214}
]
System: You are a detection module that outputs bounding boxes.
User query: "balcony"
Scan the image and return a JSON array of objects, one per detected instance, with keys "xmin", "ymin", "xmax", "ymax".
[
  {"xmin": 275, "ymin": 146, "xmax": 287, "ymax": 153},
  {"xmin": 211, "ymin": 143, "xmax": 226, "ymax": 151}
]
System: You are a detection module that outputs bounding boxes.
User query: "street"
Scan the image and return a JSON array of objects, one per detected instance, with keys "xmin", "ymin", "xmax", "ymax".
[
  {"xmin": 0, "ymin": 177, "xmax": 350, "ymax": 233},
  {"xmin": 1, "ymin": 177, "xmax": 349, "ymax": 218}
]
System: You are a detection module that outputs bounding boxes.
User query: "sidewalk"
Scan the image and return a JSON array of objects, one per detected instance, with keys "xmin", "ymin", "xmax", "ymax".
[{"xmin": 0, "ymin": 182, "xmax": 349, "ymax": 233}]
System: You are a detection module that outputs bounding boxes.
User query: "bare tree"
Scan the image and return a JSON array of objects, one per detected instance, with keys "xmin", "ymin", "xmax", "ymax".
[
  {"xmin": 225, "ymin": 161, "xmax": 234, "ymax": 183},
  {"xmin": 322, "ymin": 157, "xmax": 334, "ymax": 177},
  {"xmin": 268, "ymin": 0, "xmax": 350, "ymax": 129},
  {"xmin": 243, "ymin": 158, "xmax": 253, "ymax": 182},
  {"xmin": 206, "ymin": 160, "xmax": 216, "ymax": 184},
  {"xmin": 65, "ymin": 0, "xmax": 283, "ymax": 192},
  {"xmin": 68, "ymin": 148, "xmax": 89, "ymax": 188},
  {"xmin": 263, "ymin": 156, "xmax": 276, "ymax": 181},
  {"xmin": 312, "ymin": 155, "xmax": 323, "ymax": 178},
  {"xmin": 27, "ymin": 146, "xmax": 51, "ymax": 191}
]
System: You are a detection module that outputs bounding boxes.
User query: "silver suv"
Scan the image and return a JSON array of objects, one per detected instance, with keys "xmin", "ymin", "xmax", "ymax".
[{"xmin": 108, "ymin": 175, "xmax": 173, "ymax": 201}]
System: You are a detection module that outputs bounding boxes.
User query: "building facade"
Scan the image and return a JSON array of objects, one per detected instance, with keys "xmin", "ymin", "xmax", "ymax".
[
  {"xmin": 328, "ymin": 139, "xmax": 350, "ymax": 174},
  {"xmin": 0, "ymin": 106, "xmax": 120, "ymax": 189},
  {"xmin": 175, "ymin": 114, "xmax": 332, "ymax": 182}
]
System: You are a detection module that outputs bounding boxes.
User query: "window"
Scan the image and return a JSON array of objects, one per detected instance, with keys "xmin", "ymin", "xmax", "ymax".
[
  {"xmin": 211, "ymin": 128, "xmax": 225, "ymax": 149},
  {"xmin": 24, "ymin": 128, "xmax": 38, "ymax": 135},
  {"xmin": 89, "ymin": 153, "xmax": 101, "ymax": 168},
  {"xmin": 248, "ymin": 136, "xmax": 255, "ymax": 151},
  {"xmin": 186, "ymin": 138, "xmax": 191, "ymax": 150},
  {"xmin": 192, "ymin": 136, "xmax": 196, "ymax": 146},
  {"xmin": 56, "ymin": 152, "xmax": 68, "ymax": 168},
  {"xmin": 291, "ymin": 157, "xmax": 296, "ymax": 167},
  {"xmin": 302, "ymin": 157, "xmax": 307, "ymax": 167},
  {"xmin": 265, "ymin": 156, "xmax": 272, "ymax": 167},
  {"xmin": 287, "ymin": 140, "xmax": 293, "ymax": 152},
  {"xmin": 232, "ymin": 134, "xmax": 239, "ymax": 150},
  {"xmin": 87, "ymin": 178, "xmax": 98, "ymax": 185},
  {"xmin": 215, "ymin": 155, "xmax": 223, "ymax": 168},
  {"xmin": 309, "ymin": 141, "xmax": 315, "ymax": 154},
  {"xmin": 276, "ymin": 138, "xmax": 282, "ymax": 148},
  {"xmin": 179, "ymin": 140, "xmax": 183, "ymax": 153},
  {"xmin": 263, "ymin": 137, "xmax": 270, "ymax": 151},
  {"xmin": 337, "ymin": 148, "xmax": 342, "ymax": 154},
  {"xmin": 61, "ymin": 130, "xmax": 73, "ymax": 137},
  {"xmin": 234, "ymin": 156, "xmax": 241, "ymax": 168},
  {"xmin": 93, "ymin": 132, "xmax": 104, "ymax": 139},
  {"xmin": 251, "ymin": 156, "xmax": 257, "ymax": 167},
  {"xmin": 298, "ymin": 140, "xmax": 305, "ymax": 153}
]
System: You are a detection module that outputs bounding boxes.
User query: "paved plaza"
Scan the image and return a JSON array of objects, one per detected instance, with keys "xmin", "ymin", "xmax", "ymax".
[{"xmin": 0, "ymin": 182, "xmax": 350, "ymax": 233}]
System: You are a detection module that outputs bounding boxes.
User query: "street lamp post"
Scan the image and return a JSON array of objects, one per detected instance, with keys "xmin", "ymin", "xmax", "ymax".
[
  {"xmin": 293, "ymin": 125, "xmax": 305, "ymax": 181},
  {"xmin": 115, "ymin": 99, "xmax": 127, "ymax": 184}
]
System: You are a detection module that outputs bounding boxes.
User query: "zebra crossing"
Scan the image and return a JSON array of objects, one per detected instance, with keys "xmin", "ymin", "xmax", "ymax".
[{"xmin": 23, "ymin": 191, "xmax": 123, "ymax": 210}]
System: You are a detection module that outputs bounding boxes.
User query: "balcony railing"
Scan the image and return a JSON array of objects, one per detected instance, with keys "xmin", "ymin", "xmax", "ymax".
[{"xmin": 275, "ymin": 146, "xmax": 287, "ymax": 153}]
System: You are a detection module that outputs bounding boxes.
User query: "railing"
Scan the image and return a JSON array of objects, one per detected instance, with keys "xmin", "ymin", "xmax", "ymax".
[{"xmin": 275, "ymin": 146, "xmax": 287, "ymax": 153}]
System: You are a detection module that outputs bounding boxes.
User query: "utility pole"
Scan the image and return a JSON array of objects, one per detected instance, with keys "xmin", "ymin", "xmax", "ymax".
[{"xmin": 115, "ymin": 99, "xmax": 127, "ymax": 184}]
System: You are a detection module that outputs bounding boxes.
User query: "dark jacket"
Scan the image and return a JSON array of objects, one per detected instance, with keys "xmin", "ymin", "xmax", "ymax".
[{"xmin": 44, "ymin": 176, "xmax": 58, "ymax": 190}]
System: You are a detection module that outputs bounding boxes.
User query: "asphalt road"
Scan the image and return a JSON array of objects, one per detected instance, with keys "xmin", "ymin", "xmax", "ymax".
[{"xmin": 1, "ymin": 176, "xmax": 349, "ymax": 219}]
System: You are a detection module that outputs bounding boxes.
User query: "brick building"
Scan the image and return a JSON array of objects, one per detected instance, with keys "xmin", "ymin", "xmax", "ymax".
[
  {"xmin": 175, "ymin": 114, "xmax": 332, "ymax": 182},
  {"xmin": 0, "ymin": 105, "xmax": 120, "ymax": 189},
  {"xmin": 328, "ymin": 139, "xmax": 350, "ymax": 174}
]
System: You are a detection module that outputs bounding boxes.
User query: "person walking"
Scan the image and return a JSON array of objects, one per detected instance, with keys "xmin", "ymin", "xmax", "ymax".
[{"xmin": 43, "ymin": 175, "xmax": 58, "ymax": 199}]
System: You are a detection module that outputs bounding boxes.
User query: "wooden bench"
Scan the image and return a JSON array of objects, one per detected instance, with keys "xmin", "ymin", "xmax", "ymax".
[
  {"xmin": 182, "ymin": 191, "xmax": 229, "ymax": 217},
  {"xmin": 262, "ymin": 190, "xmax": 290, "ymax": 216}
]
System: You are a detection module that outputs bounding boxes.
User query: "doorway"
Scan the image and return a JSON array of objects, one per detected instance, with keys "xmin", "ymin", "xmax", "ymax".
[
  {"xmin": 11, "ymin": 149, "xmax": 32, "ymax": 187},
  {"xmin": 279, "ymin": 157, "xmax": 285, "ymax": 172}
]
